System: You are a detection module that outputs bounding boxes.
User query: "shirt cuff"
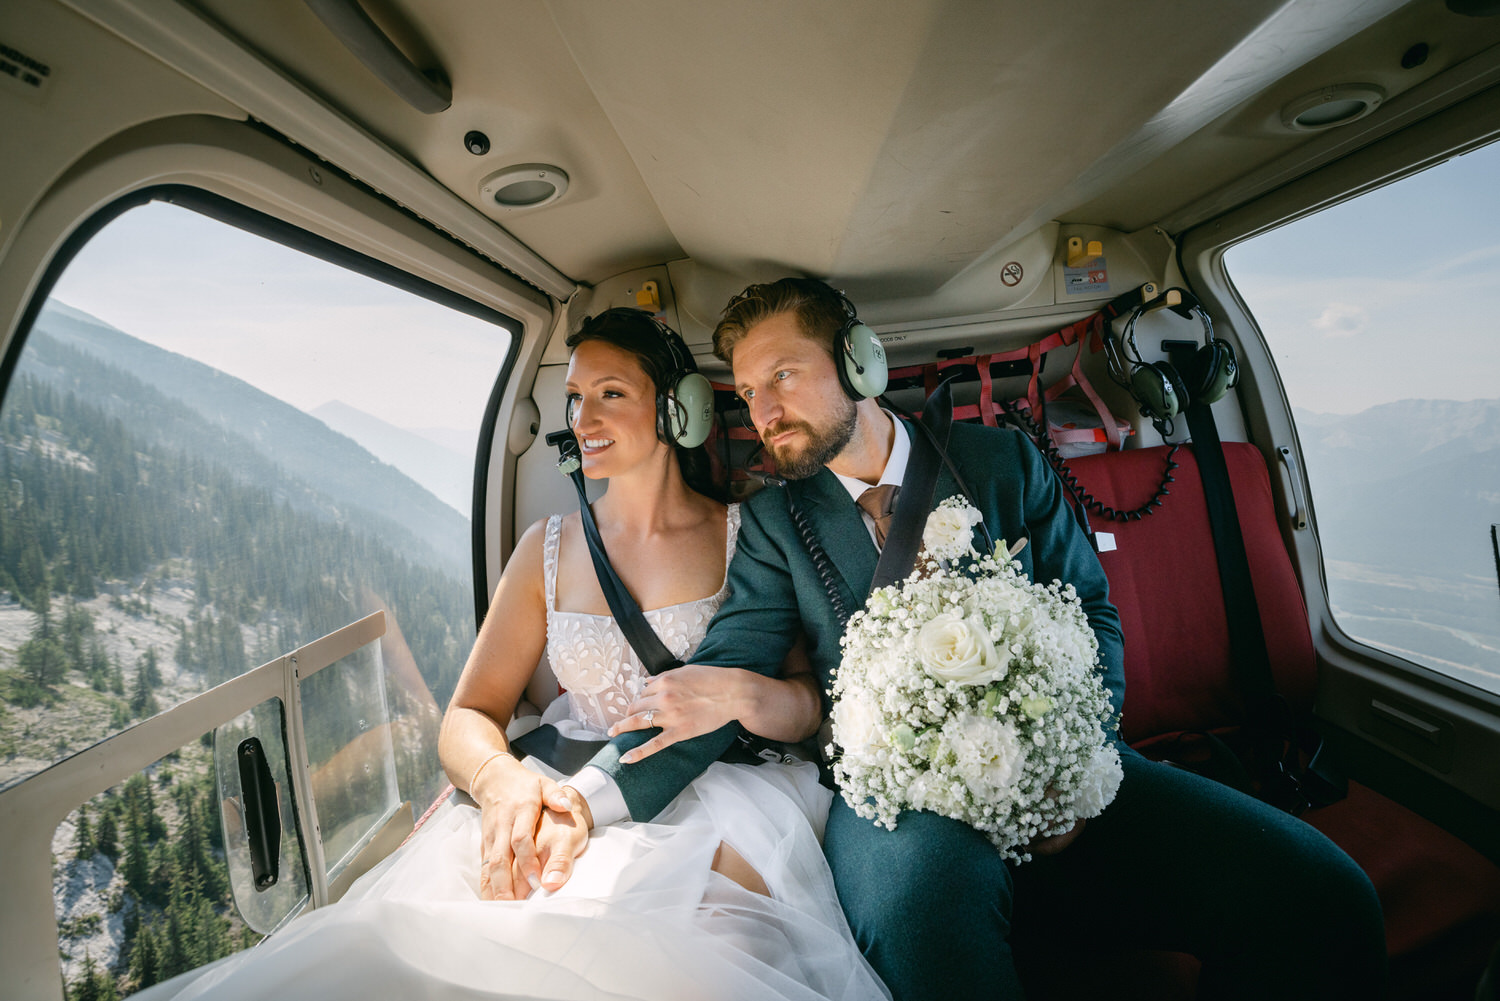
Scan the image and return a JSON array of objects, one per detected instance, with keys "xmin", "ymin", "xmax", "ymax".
[{"xmin": 563, "ymin": 765, "xmax": 631, "ymax": 827}]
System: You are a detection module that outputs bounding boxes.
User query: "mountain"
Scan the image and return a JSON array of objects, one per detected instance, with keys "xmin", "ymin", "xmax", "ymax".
[
  {"xmin": 409, "ymin": 426, "xmax": 479, "ymax": 456},
  {"xmin": 1293, "ymin": 398, "xmax": 1500, "ymax": 581},
  {"xmin": 310, "ymin": 401, "xmax": 472, "ymax": 515},
  {"xmin": 29, "ymin": 302, "xmax": 470, "ymax": 574}
]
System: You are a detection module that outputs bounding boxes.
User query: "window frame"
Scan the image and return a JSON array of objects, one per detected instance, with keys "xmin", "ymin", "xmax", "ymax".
[
  {"xmin": 1178, "ymin": 83, "xmax": 1500, "ymax": 849},
  {"xmin": 1, "ymin": 183, "xmax": 525, "ymax": 618}
]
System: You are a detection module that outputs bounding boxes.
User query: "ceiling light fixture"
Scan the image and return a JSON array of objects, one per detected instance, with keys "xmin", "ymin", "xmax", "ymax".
[
  {"xmin": 1279, "ymin": 84, "xmax": 1385, "ymax": 132},
  {"xmin": 479, "ymin": 164, "xmax": 569, "ymax": 209}
]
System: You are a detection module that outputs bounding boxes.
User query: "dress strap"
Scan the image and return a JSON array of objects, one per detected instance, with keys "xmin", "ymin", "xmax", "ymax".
[{"xmin": 542, "ymin": 514, "xmax": 562, "ymax": 612}]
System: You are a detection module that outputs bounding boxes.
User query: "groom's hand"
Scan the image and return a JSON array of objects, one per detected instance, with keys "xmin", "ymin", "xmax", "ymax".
[
  {"xmin": 612, "ymin": 664, "xmax": 741, "ymax": 762},
  {"xmin": 473, "ymin": 762, "xmax": 577, "ymax": 901},
  {"xmin": 1028, "ymin": 817, "xmax": 1086, "ymax": 856},
  {"xmin": 525, "ymin": 793, "xmax": 594, "ymax": 893}
]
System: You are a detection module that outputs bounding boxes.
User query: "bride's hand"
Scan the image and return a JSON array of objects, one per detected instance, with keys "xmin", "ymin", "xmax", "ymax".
[
  {"xmin": 471, "ymin": 757, "xmax": 577, "ymax": 900},
  {"xmin": 611, "ymin": 664, "xmax": 743, "ymax": 764}
]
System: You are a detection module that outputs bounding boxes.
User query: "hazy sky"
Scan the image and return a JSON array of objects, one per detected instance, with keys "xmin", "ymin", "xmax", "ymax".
[
  {"xmin": 49, "ymin": 203, "xmax": 512, "ymax": 432},
  {"xmin": 1226, "ymin": 138, "xmax": 1500, "ymax": 415}
]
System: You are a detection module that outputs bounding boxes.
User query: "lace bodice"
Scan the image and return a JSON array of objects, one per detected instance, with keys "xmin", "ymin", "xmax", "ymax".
[{"xmin": 542, "ymin": 505, "xmax": 740, "ymax": 731}]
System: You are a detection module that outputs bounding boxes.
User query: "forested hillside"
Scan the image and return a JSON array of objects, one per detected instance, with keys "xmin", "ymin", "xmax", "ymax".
[
  {"xmin": 32, "ymin": 302, "xmax": 471, "ymax": 575},
  {"xmin": 1, "ymin": 320, "xmax": 476, "ymax": 997}
]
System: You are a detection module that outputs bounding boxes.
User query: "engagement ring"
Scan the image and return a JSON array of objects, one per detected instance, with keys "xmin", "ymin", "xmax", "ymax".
[{"xmin": 644, "ymin": 710, "xmax": 656, "ymax": 727}]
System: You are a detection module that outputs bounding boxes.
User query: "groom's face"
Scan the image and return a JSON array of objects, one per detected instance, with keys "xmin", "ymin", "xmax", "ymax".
[{"xmin": 732, "ymin": 311, "xmax": 858, "ymax": 479}]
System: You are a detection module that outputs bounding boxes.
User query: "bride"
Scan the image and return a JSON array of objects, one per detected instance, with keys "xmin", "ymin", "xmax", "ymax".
[{"xmin": 166, "ymin": 308, "xmax": 889, "ymax": 1001}]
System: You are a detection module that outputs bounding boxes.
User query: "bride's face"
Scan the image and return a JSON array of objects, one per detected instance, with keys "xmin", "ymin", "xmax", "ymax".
[{"xmin": 565, "ymin": 339, "xmax": 666, "ymax": 480}]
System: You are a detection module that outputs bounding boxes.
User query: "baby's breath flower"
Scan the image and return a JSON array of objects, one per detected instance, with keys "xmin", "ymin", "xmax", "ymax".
[{"xmin": 828, "ymin": 498, "xmax": 1122, "ymax": 862}]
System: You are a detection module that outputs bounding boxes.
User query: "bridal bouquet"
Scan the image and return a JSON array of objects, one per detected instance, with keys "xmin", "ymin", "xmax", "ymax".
[{"xmin": 828, "ymin": 497, "xmax": 1123, "ymax": 861}]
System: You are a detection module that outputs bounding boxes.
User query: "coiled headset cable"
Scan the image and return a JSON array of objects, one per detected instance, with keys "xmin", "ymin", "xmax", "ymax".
[{"xmin": 995, "ymin": 397, "xmax": 1179, "ymax": 523}]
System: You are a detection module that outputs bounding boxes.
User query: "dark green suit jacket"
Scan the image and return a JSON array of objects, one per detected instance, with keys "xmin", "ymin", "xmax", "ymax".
[{"xmin": 592, "ymin": 419, "xmax": 1126, "ymax": 821}]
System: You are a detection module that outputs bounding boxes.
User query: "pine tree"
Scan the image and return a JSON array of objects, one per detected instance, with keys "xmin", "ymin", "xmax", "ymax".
[
  {"xmin": 72, "ymin": 804, "xmax": 94, "ymax": 861},
  {"xmin": 109, "ymin": 654, "xmax": 125, "ymax": 696},
  {"xmin": 140, "ymin": 647, "xmax": 162, "ymax": 688},
  {"xmin": 128, "ymin": 654, "xmax": 158, "ymax": 719},
  {"xmin": 126, "ymin": 920, "xmax": 160, "ymax": 991},
  {"xmin": 121, "ymin": 793, "xmax": 151, "ymax": 899},
  {"xmin": 71, "ymin": 953, "xmax": 103, "ymax": 1001},
  {"xmin": 87, "ymin": 638, "xmax": 110, "ymax": 692},
  {"xmin": 18, "ymin": 597, "xmax": 67, "ymax": 693},
  {"xmin": 141, "ymin": 777, "xmax": 167, "ymax": 842},
  {"xmin": 94, "ymin": 805, "xmax": 118, "ymax": 862}
]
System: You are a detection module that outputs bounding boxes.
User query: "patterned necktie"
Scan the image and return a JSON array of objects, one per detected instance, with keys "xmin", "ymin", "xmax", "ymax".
[{"xmin": 856, "ymin": 484, "xmax": 900, "ymax": 549}]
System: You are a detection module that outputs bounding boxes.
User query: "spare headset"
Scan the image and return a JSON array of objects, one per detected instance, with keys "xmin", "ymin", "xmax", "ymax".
[
  {"xmin": 1104, "ymin": 289, "xmax": 1239, "ymax": 433},
  {"xmin": 566, "ymin": 308, "xmax": 715, "ymax": 450}
]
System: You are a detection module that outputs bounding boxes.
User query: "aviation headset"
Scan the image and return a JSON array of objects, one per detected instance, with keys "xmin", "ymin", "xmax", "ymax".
[
  {"xmin": 567, "ymin": 308, "xmax": 715, "ymax": 450},
  {"xmin": 1105, "ymin": 291, "xmax": 1239, "ymax": 430},
  {"xmin": 757, "ymin": 278, "xmax": 889, "ymax": 400}
]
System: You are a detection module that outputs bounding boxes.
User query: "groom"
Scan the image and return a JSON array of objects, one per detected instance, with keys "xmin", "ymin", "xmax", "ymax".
[{"xmin": 565, "ymin": 278, "xmax": 1385, "ymax": 999}]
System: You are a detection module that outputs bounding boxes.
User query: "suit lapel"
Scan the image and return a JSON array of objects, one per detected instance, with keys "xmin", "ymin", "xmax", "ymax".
[
  {"xmin": 795, "ymin": 417, "xmax": 979, "ymax": 610},
  {"xmin": 794, "ymin": 471, "xmax": 878, "ymax": 606}
]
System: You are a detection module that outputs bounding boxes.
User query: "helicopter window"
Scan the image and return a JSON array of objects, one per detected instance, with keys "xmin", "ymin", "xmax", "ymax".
[
  {"xmin": 0, "ymin": 194, "xmax": 517, "ymax": 997},
  {"xmin": 1225, "ymin": 139, "xmax": 1500, "ymax": 697}
]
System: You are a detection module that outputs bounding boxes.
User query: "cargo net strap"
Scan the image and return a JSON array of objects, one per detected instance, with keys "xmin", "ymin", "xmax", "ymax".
[{"xmin": 704, "ymin": 307, "xmax": 1147, "ymax": 501}]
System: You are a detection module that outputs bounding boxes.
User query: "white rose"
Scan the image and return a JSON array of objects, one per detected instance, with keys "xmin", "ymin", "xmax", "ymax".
[
  {"xmin": 922, "ymin": 502, "xmax": 983, "ymax": 561},
  {"xmin": 916, "ymin": 610, "xmax": 1008, "ymax": 685},
  {"xmin": 831, "ymin": 693, "xmax": 882, "ymax": 754}
]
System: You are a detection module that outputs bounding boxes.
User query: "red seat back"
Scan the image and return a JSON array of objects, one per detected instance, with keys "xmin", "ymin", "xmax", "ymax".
[{"xmin": 1065, "ymin": 444, "xmax": 1316, "ymax": 747}]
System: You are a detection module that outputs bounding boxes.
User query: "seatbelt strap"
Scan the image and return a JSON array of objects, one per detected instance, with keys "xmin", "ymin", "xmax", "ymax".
[
  {"xmin": 871, "ymin": 379, "xmax": 956, "ymax": 590},
  {"xmin": 564, "ymin": 466, "xmax": 682, "ymax": 675},
  {"xmin": 1167, "ymin": 342, "xmax": 1341, "ymax": 813},
  {"xmin": 510, "ymin": 436, "xmax": 684, "ymax": 772}
]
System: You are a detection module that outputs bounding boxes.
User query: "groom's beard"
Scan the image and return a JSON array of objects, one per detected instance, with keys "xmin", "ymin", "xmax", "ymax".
[{"xmin": 763, "ymin": 401, "xmax": 858, "ymax": 480}]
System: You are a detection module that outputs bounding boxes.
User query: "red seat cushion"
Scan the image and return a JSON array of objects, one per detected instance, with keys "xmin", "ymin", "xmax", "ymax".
[{"xmin": 1062, "ymin": 443, "xmax": 1500, "ymax": 997}]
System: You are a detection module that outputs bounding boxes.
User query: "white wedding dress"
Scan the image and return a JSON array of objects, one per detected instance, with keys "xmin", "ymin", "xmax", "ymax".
[{"xmin": 161, "ymin": 506, "xmax": 889, "ymax": 1001}]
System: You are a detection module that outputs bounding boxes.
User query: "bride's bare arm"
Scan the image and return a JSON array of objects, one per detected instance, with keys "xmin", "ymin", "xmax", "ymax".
[
  {"xmin": 612, "ymin": 634, "xmax": 824, "ymax": 763},
  {"xmin": 439, "ymin": 519, "xmax": 576, "ymax": 899}
]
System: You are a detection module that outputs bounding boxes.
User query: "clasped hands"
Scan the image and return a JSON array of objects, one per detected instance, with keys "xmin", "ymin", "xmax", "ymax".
[
  {"xmin": 475, "ymin": 666, "xmax": 736, "ymax": 900},
  {"xmin": 472, "ymin": 759, "xmax": 592, "ymax": 901}
]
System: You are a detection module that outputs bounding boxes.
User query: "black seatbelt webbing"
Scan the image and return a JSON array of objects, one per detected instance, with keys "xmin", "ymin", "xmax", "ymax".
[
  {"xmin": 872, "ymin": 379, "xmax": 955, "ymax": 590},
  {"xmin": 566, "ymin": 468, "xmax": 680, "ymax": 675},
  {"xmin": 1179, "ymin": 402, "xmax": 1277, "ymax": 719},
  {"xmin": 508, "ymin": 459, "xmax": 683, "ymax": 773},
  {"xmin": 1166, "ymin": 343, "xmax": 1343, "ymax": 812}
]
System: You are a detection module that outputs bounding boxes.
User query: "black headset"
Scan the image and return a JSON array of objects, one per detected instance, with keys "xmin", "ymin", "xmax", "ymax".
[
  {"xmin": 1105, "ymin": 290, "xmax": 1239, "ymax": 433},
  {"xmin": 567, "ymin": 309, "xmax": 715, "ymax": 449}
]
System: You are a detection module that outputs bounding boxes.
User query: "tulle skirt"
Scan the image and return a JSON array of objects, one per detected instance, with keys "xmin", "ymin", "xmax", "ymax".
[{"xmin": 165, "ymin": 755, "xmax": 890, "ymax": 1001}]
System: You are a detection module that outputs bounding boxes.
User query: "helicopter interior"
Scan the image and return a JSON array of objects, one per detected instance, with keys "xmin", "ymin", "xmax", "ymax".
[{"xmin": 3, "ymin": 1, "xmax": 1500, "ymax": 999}]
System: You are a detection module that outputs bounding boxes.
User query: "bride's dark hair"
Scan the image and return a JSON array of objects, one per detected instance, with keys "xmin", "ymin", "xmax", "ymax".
[{"xmin": 566, "ymin": 308, "xmax": 726, "ymax": 502}]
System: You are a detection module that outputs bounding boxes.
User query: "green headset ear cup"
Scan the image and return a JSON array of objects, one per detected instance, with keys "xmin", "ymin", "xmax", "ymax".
[
  {"xmin": 1130, "ymin": 361, "xmax": 1186, "ymax": 421},
  {"xmin": 666, "ymin": 371, "xmax": 715, "ymax": 449},
  {"xmin": 840, "ymin": 321, "xmax": 888, "ymax": 399},
  {"xmin": 1187, "ymin": 339, "xmax": 1239, "ymax": 406}
]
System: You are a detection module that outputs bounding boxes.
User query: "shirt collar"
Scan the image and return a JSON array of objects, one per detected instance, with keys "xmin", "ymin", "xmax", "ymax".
[{"xmin": 830, "ymin": 409, "xmax": 909, "ymax": 504}]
